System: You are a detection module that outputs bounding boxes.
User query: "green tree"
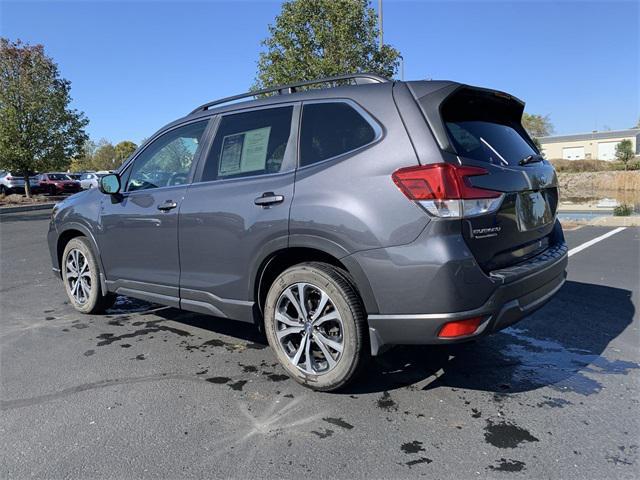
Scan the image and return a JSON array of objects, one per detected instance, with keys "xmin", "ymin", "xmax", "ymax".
[
  {"xmin": 91, "ymin": 141, "xmax": 117, "ymax": 171},
  {"xmin": 0, "ymin": 38, "xmax": 88, "ymax": 197},
  {"xmin": 114, "ymin": 140, "xmax": 137, "ymax": 164},
  {"xmin": 615, "ymin": 139, "xmax": 634, "ymax": 170},
  {"xmin": 254, "ymin": 0, "xmax": 400, "ymax": 89},
  {"xmin": 69, "ymin": 139, "xmax": 97, "ymax": 172},
  {"xmin": 522, "ymin": 113, "xmax": 554, "ymax": 138}
]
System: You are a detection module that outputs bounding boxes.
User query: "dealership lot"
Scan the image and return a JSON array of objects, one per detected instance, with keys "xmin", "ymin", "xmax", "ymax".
[{"xmin": 1, "ymin": 211, "xmax": 638, "ymax": 479}]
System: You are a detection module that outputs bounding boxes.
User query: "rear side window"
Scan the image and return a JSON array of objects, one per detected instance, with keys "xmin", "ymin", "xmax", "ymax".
[
  {"xmin": 441, "ymin": 91, "xmax": 537, "ymax": 166},
  {"xmin": 201, "ymin": 106, "xmax": 293, "ymax": 182},
  {"xmin": 300, "ymin": 102, "xmax": 376, "ymax": 167}
]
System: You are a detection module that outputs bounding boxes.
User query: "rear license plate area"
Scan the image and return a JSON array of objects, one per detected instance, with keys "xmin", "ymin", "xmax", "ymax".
[{"xmin": 516, "ymin": 191, "xmax": 553, "ymax": 232}]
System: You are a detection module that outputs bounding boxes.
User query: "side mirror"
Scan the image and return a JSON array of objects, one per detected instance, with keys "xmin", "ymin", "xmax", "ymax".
[{"xmin": 99, "ymin": 174, "xmax": 121, "ymax": 194}]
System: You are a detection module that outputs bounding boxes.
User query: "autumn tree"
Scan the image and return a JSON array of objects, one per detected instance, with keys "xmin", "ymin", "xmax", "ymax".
[
  {"xmin": 0, "ymin": 38, "xmax": 88, "ymax": 196},
  {"xmin": 254, "ymin": 0, "xmax": 400, "ymax": 89}
]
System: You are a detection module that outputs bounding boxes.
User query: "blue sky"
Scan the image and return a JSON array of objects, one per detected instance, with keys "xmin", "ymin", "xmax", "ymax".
[{"xmin": 2, "ymin": 0, "xmax": 638, "ymax": 143}]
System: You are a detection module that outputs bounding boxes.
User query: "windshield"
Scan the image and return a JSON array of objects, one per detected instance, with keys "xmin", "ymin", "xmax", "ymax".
[
  {"xmin": 445, "ymin": 120, "xmax": 537, "ymax": 166},
  {"xmin": 49, "ymin": 174, "xmax": 71, "ymax": 181}
]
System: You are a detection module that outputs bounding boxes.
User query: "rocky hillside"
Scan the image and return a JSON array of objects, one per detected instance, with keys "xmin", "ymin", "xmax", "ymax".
[{"xmin": 557, "ymin": 171, "xmax": 640, "ymax": 198}]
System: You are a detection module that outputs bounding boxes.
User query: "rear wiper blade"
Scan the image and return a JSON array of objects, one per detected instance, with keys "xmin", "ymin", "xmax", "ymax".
[{"xmin": 519, "ymin": 154, "xmax": 544, "ymax": 166}]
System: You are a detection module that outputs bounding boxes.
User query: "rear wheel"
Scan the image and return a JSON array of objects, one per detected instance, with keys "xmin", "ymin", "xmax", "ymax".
[
  {"xmin": 264, "ymin": 262, "xmax": 368, "ymax": 391},
  {"xmin": 62, "ymin": 237, "xmax": 116, "ymax": 314}
]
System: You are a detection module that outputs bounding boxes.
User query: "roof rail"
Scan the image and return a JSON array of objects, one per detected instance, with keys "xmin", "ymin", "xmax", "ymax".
[{"xmin": 189, "ymin": 73, "xmax": 389, "ymax": 114}]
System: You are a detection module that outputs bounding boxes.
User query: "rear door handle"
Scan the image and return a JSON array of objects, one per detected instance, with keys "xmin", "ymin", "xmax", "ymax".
[
  {"xmin": 157, "ymin": 200, "xmax": 178, "ymax": 211},
  {"xmin": 254, "ymin": 192, "xmax": 284, "ymax": 207}
]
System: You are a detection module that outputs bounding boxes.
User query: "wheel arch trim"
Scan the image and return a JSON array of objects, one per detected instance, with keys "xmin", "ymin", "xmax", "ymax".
[{"xmin": 57, "ymin": 222, "xmax": 108, "ymax": 294}]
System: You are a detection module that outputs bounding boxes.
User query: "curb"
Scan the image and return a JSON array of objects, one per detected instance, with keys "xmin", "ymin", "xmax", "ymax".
[{"xmin": 0, "ymin": 203, "xmax": 56, "ymax": 214}]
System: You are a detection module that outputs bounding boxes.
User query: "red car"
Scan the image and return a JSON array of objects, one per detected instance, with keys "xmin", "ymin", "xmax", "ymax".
[{"xmin": 37, "ymin": 173, "xmax": 81, "ymax": 195}]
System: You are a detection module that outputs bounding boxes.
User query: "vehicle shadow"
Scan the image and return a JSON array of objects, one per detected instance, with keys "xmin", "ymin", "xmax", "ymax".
[
  {"xmin": 114, "ymin": 280, "xmax": 637, "ymax": 396},
  {"xmin": 345, "ymin": 280, "xmax": 638, "ymax": 395}
]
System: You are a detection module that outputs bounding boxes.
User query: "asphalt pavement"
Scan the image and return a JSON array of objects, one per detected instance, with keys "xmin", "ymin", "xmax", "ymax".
[{"xmin": 1, "ymin": 211, "xmax": 638, "ymax": 479}]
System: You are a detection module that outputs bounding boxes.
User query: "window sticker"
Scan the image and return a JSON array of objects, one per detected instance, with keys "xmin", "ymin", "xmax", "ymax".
[{"xmin": 218, "ymin": 126, "xmax": 271, "ymax": 176}]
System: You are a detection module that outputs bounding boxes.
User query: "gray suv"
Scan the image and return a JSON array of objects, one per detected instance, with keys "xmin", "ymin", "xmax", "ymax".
[{"xmin": 48, "ymin": 74, "xmax": 568, "ymax": 391}]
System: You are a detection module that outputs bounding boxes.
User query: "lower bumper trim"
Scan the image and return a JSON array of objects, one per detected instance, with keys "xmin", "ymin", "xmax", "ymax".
[{"xmin": 367, "ymin": 261, "xmax": 567, "ymax": 356}]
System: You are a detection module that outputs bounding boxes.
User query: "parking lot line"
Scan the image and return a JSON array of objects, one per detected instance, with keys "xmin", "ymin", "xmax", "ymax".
[{"xmin": 568, "ymin": 226, "xmax": 626, "ymax": 258}]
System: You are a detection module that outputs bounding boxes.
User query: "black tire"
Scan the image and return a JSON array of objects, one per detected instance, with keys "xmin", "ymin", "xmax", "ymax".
[
  {"xmin": 49, "ymin": 185, "xmax": 57, "ymax": 196},
  {"xmin": 264, "ymin": 262, "xmax": 368, "ymax": 392},
  {"xmin": 61, "ymin": 237, "xmax": 116, "ymax": 314},
  {"xmin": 0, "ymin": 185, "xmax": 6, "ymax": 195}
]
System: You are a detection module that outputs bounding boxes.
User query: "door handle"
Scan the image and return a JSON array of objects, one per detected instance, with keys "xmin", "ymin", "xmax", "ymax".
[
  {"xmin": 254, "ymin": 192, "xmax": 284, "ymax": 207},
  {"xmin": 157, "ymin": 200, "xmax": 178, "ymax": 211}
]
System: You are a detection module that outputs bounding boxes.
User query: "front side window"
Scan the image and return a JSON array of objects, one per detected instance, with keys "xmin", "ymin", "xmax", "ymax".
[
  {"xmin": 300, "ymin": 102, "xmax": 376, "ymax": 167},
  {"xmin": 126, "ymin": 121, "xmax": 208, "ymax": 192},
  {"xmin": 201, "ymin": 106, "xmax": 294, "ymax": 182}
]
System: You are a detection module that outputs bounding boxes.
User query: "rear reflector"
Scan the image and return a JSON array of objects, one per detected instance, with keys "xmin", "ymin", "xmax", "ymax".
[
  {"xmin": 438, "ymin": 316, "xmax": 483, "ymax": 338},
  {"xmin": 392, "ymin": 163, "xmax": 503, "ymax": 218}
]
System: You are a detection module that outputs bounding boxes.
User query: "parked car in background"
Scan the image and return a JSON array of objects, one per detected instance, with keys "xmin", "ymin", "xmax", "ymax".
[
  {"xmin": 37, "ymin": 173, "xmax": 81, "ymax": 195},
  {"xmin": 48, "ymin": 74, "xmax": 567, "ymax": 391},
  {"xmin": 79, "ymin": 172, "xmax": 107, "ymax": 190},
  {"xmin": 66, "ymin": 173, "xmax": 82, "ymax": 181},
  {"xmin": 0, "ymin": 171, "xmax": 41, "ymax": 195}
]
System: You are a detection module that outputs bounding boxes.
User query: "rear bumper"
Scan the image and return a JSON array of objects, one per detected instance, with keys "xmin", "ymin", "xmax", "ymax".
[{"xmin": 367, "ymin": 241, "xmax": 568, "ymax": 355}]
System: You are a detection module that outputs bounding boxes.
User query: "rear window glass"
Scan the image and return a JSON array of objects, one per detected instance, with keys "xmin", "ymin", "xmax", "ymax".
[
  {"xmin": 445, "ymin": 121, "xmax": 536, "ymax": 166},
  {"xmin": 300, "ymin": 102, "xmax": 376, "ymax": 167},
  {"xmin": 440, "ymin": 90, "xmax": 536, "ymax": 166}
]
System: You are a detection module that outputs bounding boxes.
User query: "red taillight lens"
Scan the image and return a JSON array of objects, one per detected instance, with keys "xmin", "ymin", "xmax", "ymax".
[
  {"xmin": 438, "ymin": 316, "xmax": 483, "ymax": 338},
  {"xmin": 6, "ymin": 176, "xmax": 13, "ymax": 181},
  {"xmin": 392, "ymin": 163, "xmax": 500, "ymax": 200}
]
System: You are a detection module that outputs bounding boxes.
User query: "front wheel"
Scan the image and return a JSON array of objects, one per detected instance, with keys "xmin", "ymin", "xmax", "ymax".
[
  {"xmin": 264, "ymin": 262, "xmax": 368, "ymax": 391},
  {"xmin": 62, "ymin": 237, "xmax": 116, "ymax": 314}
]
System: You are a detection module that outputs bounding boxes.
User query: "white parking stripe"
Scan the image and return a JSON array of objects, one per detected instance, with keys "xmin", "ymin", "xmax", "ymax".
[{"xmin": 568, "ymin": 227, "xmax": 627, "ymax": 257}]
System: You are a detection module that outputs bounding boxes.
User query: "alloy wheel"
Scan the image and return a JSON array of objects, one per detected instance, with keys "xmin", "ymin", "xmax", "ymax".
[
  {"xmin": 274, "ymin": 282, "xmax": 344, "ymax": 375},
  {"xmin": 65, "ymin": 248, "xmax": 91, "ymax": 305}
]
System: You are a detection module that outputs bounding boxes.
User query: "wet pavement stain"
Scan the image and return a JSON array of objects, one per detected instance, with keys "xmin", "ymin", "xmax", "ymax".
[
  {"xmin": 120, "ymin": 344, "xmax": 132, "ymax": 348},
  {"xmin": 503, "ymin": 329, "xmax": 640, "ymax": 396},
  {"xmin": 95, "ymin": 322, "xmax": 191, "ymax": 346},
  {"xmin": 45, "ymin": 316, "xmax": 55, "ymax": 321},
  {"xmin": 377, "ymin": 391, "xmax": 398, "ymax": 411},
  {"xmin": 536, "ymin": 397, "xmax": 572, "ymax": 408},
  {"xmin": 206, "ymin": 377, "xmax": 231, "ymax": 384},
  {"xmin": 134, "ymin": 354, "xmax": 146, "ymax": 360},
  {"xmin": 83, "ymin": 350, "xmax": 95, "ymax": 357},
  {"xmin": 240, "ymin": 364, "xmax": 258, "ymax": 373},
  {"xmin": 471, "ymin": 408, "xmax": 482, "ymax": 418},
  {"xmin": 405, "ymin": 457, "xmax": 432, "ymax": 467},
  {"xmin": 311, "ymin": 428, "xmax": 334, "ymax": 439},
  {"xmin": 265, "ymin": 373, "xmax": 288, "ymax": 382},
  {"xmin": 322, "ymin": 417, "xmax": 354, "ymax": 430},
  {"xmin": 228, "ymin": 380, "xmax": 247, "ymax": 391},
  {"xmin": 487, "ymin": 458, "xmax": 526, "ymax": 472},
  {"xmin": 484, "ymin": 420, "xmax": 539, "ymax": 448},
  {"xmin": 195, "ymin": 369, "xmax": 208, "ymax": 375},
  {"xmin": 401, "ymin": 441, "xmax": 425, "ymax": 454},
  {"xmin": 71, "ymin": 323, "xmax": 88, "ymax": 329}
]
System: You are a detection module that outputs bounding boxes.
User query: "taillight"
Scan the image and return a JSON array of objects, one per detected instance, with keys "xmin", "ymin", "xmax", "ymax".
[
  {"xmin": 392, "ymin": 163, "xmax": 504, "ymax": 218},
  {"xmin": 6, "ymin": 176, "xmax": 13, "ymax": 181}
]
